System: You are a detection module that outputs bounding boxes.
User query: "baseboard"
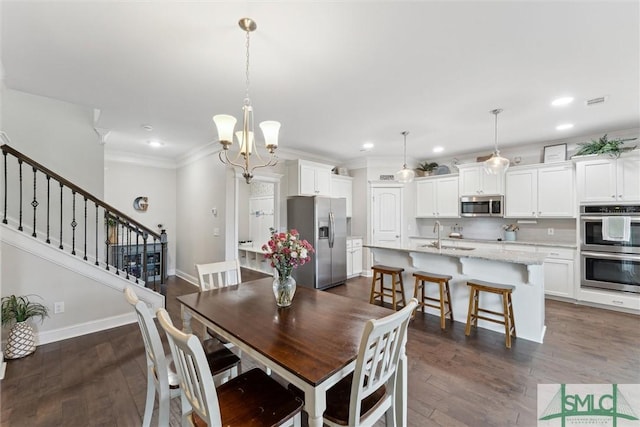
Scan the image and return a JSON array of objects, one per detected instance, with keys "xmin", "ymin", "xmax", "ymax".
[
  {"xmin": 175, "ymin": 269, "xmax": 199, "ymax": 287},
  {"xmin": 36, "ymin": 312, "xmax": 137, "ymax": 345},
  {"xmin": 0, "ymin": 361, "xmax": 6, "ymax": 380}
]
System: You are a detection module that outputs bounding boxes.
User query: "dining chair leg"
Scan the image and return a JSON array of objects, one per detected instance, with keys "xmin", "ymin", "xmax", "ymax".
[
  {"xmin": 141, "ymin": 371, "xmax": 155, "ymax": 427},
  {"xmin": 157, "ymin": 388, "xmax": 171, "ymax": 427}
]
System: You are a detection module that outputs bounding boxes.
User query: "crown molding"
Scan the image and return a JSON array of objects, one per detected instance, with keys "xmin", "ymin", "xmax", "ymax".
[{"xmin": 105, "ymin": 149, "xmax": 177, "ymax": 169}]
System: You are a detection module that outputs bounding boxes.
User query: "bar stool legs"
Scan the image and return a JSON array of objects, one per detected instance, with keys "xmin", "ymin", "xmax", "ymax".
[
  {"xmin": 369, "ymin": 265, "xmax": 406, "ymax": 311},
  {"xmin": 412, "ymin": 271, "xmax": 454, "ymax": 330},
  {"xmin": 465, "ymin": 280, "xmax": 516, "ymax": 348}
]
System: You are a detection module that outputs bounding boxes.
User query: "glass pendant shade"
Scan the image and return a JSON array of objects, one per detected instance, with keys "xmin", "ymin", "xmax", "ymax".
[
  {"xmin": 235, "ymin": 131, "xmax": 254, "ymax": 156},
  {"xmin": 213, "ymin": 114, "xmax": 237, "ymax": 143},
  {"xmin": 395, "ymin": 167, "xmax": 415, "ymax": 183},
  {"xmin": 484, "ymin": 152, "xmax": 510, "ymax": 175},
  {"xmin": 259, "ymin": 121, "xmax": 281, "ymax": 151}
]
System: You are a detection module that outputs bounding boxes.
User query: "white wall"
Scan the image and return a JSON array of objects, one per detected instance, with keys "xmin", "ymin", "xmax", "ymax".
[
  {"xmin": 104, "ymin": 160, "xmax": 177, "ymax": 274},
  {"xmin": 175, "ymin": 152, "xmax": 228, "ymax": 279}
]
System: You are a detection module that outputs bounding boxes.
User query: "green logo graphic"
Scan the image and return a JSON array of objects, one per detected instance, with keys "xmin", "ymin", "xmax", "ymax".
[{"xmin": 539, "ymin": 384, "xmax": 639, "ymax": 426}]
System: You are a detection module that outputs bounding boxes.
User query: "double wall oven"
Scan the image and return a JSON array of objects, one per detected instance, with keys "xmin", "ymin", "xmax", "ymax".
[{"xmin": 580, "ymin": 205, "xmax": 640, "ymax": 294}]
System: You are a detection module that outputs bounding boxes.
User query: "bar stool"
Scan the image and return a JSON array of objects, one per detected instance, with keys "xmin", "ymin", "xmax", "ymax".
[
  {"xmin": 412, "ymin": 271, "xmax": 454, "ymax": 330},
  {"xmin": 369, "ymin": 265, "xmax": 406, "ymax": 311},
  {"xmin": 465, "ymin": 279, "xmax": 516, "ymax": 348}
]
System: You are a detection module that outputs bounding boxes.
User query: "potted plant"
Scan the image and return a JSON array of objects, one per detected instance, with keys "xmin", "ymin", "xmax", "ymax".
[
  {"xmin": 416, "ymin": 161, "xmax": 439, "ymax": 177},
  {"xmin": 105, "ymin": 215, "xmax": 118, "ymax": 244},
  {"xmin": 573, "ymin": 134, "xmax": 637, "ymax": 158},
  {"xmin": 1, "ymin": 294, "xmax": 49, "ymax": 359}
]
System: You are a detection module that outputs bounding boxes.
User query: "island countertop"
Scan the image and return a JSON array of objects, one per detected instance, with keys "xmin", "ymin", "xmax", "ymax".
[{"xmin": 364, "ymin": 243, "xmax": 548, "ymax": 266}]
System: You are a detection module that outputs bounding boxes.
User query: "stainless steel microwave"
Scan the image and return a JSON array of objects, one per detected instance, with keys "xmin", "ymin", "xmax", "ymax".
[{"xmin": 460, "ymin": 195, "xmax": 504, "ymax": 217}]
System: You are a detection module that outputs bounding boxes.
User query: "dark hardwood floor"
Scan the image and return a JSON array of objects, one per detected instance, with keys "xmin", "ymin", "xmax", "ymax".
[{"xmin": 2, "ymin": 271, "xmax": 638, "ymax": 426}]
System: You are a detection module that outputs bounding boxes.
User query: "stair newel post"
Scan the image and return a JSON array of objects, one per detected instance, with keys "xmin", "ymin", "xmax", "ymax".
[
  {"xmin": 94, "ymin": 203, "xmax": 99, "ymax": 266},
  {"xmin": 45, "ymin": 175, "xmax": 51, "ymax": 243},
  {"xmin": 31, "ymin": 166, "xmax": 38, "ymax": 237},
  {"xmin": 83, "ymin": 197, "xmax": 88, "ymax": 261},
  {"xmin": 18, "ymin": 159, "xmax": 23, "ymax": 231},
  {"xmin": 2, "ymin": 149, "xmax": 7, "ymax": 224},
  {"xmin": 71, "ymin": 191, "xmax": 77, "ymax": 255},
  {"xmin": 142, "ymin": 232, "xmax": 149, "ymax": 288},
  {"xmin": 58, "ymin": 182, "xmax": 63, "ymax": 250}
]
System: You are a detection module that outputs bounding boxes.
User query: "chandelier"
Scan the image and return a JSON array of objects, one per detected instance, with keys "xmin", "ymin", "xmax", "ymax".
[
  {"xmin": 484, "ymin": 108, "xmax": 510, "ymax": 175},
  {"xmin": 395, "ymin": 131, "xmax": 415, "ymax": 183},
  {"xmin": 214, "ymin": 18, "xmax": 280, "ymax": 184}
]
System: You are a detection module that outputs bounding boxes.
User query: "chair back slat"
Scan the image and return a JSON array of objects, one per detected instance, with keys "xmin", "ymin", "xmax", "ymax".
[
  {"xmin": 157, "ymin": 308, "xmax": 223, "ymax": 427},
  {"xmin": 349, "ymin": 298, "xmax": 418, "ymax": 426},
  {"xmin": 196, "ymin": 259, "xmax": 242, "ymax": 291}
]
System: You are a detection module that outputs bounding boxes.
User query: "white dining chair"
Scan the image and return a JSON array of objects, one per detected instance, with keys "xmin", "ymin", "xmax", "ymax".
[
  {"xmin": 323, "ymin": 298, "xmax": 418, "ymax": 427},
  {"xmin": 124, "ymin": 287, "xmax": 240, "ymax": 427},
  {"xmin": 196, "ymin": 259, "xmax": 242, "ymax": 291},
  {"xmin": 156, "ymin": 308, "xmax": 303, "ymax": 427}
]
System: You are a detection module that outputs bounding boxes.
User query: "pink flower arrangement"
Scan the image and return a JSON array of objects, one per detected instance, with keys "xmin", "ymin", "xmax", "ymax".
[{"xmin": 262, "ymin": 228, "xmax": 314, "ymax": 279}]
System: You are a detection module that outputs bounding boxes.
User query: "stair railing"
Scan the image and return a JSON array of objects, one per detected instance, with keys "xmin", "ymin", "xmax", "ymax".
[{"xmin": 1, "ymin": 144, "xmax": 167, "ymax": 295}]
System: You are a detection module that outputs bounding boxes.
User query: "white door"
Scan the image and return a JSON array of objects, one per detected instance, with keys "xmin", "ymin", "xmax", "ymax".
[{"xmin": 372, "ymin": 186, "xmax": 402, "ymax": 246}]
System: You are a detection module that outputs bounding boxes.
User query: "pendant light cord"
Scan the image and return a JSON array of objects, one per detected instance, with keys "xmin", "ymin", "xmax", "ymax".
[
  {"xmin": 402, "ymin": 131, "xmax": 409, "ymax": 167},
  {"xmin": 491, "ymin": 108, "xmax": 503, "ymax": 154}
]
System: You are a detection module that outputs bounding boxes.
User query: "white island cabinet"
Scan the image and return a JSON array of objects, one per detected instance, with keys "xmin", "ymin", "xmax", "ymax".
[{"xmin": 365, "ymin": 243, "xmax": 547, "ymax": 343}]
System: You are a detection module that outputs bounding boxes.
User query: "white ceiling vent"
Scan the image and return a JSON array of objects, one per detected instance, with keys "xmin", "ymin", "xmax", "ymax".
[{"xmin": 586, "ymin": 96, "xmax": 607, "ymax": 106}]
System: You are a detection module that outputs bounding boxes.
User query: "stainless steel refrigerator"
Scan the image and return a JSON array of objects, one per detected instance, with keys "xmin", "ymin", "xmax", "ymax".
[{"xmin": 287, "ymin": 196, "xmax": 347, "ymax": 289}]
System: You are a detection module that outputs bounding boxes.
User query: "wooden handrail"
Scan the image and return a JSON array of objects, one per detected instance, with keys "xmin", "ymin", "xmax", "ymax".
[{"xmin": 1, "ymin": 144, "xmax": 161, "ymax": 240}]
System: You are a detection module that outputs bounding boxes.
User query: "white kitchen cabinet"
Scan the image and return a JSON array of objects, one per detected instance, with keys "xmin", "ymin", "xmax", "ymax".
[
  {"xmin": 541, "ymin": 248, "xmax": 575, "ymax": 299},
  {"xmin": 415, "ymin": 175, "xmax": 459, "ymax": 218},
  {"xmin": 331, "ymin": 175, "xmax": 353, "ymax": 217},
  {"xmin": 505, "ymin": 163, "xmax": 574, "ymax": 218},
  {"xmin": 347, "ymin": 238, "xmax": 363, "ymax": 278},
  {"xmin": 288, "ymin": 159, "xmax": 333, "ymax": 196},
  {"xmin": 576, "ymin": 153, "xmax": 640, "ymax": 203},
  {"xmin": 457, "ymin": 163, "xmax": 504, "ymax": 196}
]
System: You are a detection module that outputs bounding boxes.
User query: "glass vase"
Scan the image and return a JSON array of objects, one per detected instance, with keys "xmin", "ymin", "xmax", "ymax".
[{"xmin": 273, "ymin": 275, "xmax": 296, "ymax": 307}]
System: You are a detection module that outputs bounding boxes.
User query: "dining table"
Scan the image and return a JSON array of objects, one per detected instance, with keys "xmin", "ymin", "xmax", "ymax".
[{"xmin": 178, "ymin": 277, "xmax": 405, "ymax": 427}]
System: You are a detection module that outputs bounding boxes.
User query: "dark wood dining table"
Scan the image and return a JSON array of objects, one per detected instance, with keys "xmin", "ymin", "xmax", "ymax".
[{"xmin": 178, "ymin": 277, "xmax": 405, "ymax": 427}]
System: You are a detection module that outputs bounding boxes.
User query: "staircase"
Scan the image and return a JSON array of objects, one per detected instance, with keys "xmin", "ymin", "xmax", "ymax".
[{"xmin": 1, "ymin": 144, "xmax": 166, "ymax": 345}]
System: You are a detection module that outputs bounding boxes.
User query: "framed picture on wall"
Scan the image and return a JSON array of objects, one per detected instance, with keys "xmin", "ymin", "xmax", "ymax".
[{"xmin": 543, "ymin": 143, "xmax": 567, "ymax": 163}]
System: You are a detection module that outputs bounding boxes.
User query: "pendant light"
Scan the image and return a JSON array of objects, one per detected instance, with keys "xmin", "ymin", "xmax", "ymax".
[
  {"xmin": 395, "ymin": 131, "xmax": 415, "ymax": 183},
  {"xmin": 214, "ymin": 18, "xmax": 280, "ymax": 184},
  {"xmin": 484, "ymin": 108, "xmax": 510, "ymax": 175}
]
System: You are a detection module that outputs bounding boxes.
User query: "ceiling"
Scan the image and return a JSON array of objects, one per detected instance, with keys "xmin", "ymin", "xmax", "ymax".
[{"xmin": 2, "ymin": 1, "xmax": 639, "ymax": 166}]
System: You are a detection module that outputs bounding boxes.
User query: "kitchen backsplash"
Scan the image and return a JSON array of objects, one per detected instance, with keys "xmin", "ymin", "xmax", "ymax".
[{"xmin": 415, "ymin": 217, "xmax": 577, "ymax": 244}]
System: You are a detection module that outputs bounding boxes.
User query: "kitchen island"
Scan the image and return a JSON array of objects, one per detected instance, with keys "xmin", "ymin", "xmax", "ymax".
[{"xmin": 365, "ymin": 243, "xmax": 548, "ymax": 343}]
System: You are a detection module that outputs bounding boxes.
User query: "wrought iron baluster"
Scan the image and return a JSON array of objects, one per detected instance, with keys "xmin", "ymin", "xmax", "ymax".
[
  {"xmin": 125, "ymin": 223, "xmax": 130, "ymax": 280},
  {"xmin": 142, "ymin": 233, "xmax": 148, "ymax": 286},
  {"xmin": 3, "ymin": 150, "xmax": 7, "ymax": 224},
  {"xmin": 59, "ymin": 182, "xmax": 63, "ymax": 249},
  {"xmin": 83, "ymin": 197, "xmax": 88, "ymax": 261},
  {"xmin": 115, "ymin": 218, "xmax": 120, "ymax": 275},
  {"xmin": 71, "ymin": 191, "xmax": 77, "ymax": 255},
  {"xmin": 95, "ymin": 203, "xmax": 99, "ymax": 266},
  {"xmin": 105, "ymin": 211, "xmax": 110, "ymax": 271},
  {"xmin": 18, "ymin": 159, "xmax": 23, "ymax": 231},
  {"xmin": 31, "ymin": 167, "xmax": 39, "ymax": 237},
  {"xmin": 134, "ymin": 229, "xmax": 140, "ymax": 284},
  {"xmin": 46, "ymin": 176, "xmax": 51, "ymax": 243}
]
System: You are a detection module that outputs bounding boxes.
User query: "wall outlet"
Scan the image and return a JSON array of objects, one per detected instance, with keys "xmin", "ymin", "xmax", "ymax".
[
  {"xmin": 547, "ymin": 228, "xmax": 554, "ymax": 236},
  {"xmin": 54, "ymin": 301, "xmax": 65, "ymax": 314},
  {"xmin": 213, "ymin": 227, "xmax": 220, "ymax": 237}
]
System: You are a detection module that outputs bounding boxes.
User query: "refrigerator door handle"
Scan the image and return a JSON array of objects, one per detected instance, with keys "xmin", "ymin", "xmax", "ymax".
[{"xmin": 329, "ymin": 211, "xmax": 335, "ymax": 248}]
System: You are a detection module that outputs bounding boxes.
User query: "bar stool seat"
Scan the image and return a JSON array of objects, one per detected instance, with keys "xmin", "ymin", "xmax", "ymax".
[
  {"xmin": 465, "ymin": 279, "xmax": 516, "ymax": 348},
  {"xmin": 369, "ymin": 265, "xmax": 406, "ymax": 311},
  {"xmin": 412, "ymin": 271, "xmax": 454, "ymax": 330}
]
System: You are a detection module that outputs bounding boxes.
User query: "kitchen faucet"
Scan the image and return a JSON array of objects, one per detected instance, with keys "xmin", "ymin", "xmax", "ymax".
[{"xmin": 433, "ymin": 220, "xmax": 442, "ymax": 250}]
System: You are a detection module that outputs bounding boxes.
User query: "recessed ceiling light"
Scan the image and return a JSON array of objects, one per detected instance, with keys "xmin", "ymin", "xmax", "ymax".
[
  {"xmin": 361, "ymin": 142, "xmax": 374, "ymax": 151},
  {"xmin": 551, "ymin": 97, "xmax": 574, "ymax": 107},
  {"xmin": 433, "ymin": 146, "xmax": 444, "ymax": 153},
  {"xmin": 148, "ymin": 140, "xmax": 163, "ymax": 148},
  {"xmin": 556, "ymin": 123, "xmax": 574, "ymax": 131},
  {"xmin": 142, "ymin": 124, "xmax": 153, "ymax": 131}
]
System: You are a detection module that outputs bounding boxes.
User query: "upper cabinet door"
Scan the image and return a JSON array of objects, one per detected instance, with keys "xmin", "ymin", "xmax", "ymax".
[
  {"xmin": 505, "ymin": 168, "xmax": 537, "ymax": 217},
  {"xmin": 458, "ymin": 163, "xmax": 504, "ymax": 196},
  {"xmin": 289, "ymin": 160, "xmax": 333, "ymax": 196},
  {"xmin": 315, "ymin": 167, "xmax": 332, "ymax": 196},
  {"xmin": 415, "ymin": 179, "xmax": 437, "ymax": 217},
  {"xmin": 576, "ymin": 158, "xmax": 617, "ymax": 202},
  {"xmin": 436, "ymin": 176, "xmax": 460, "ymax": 217},
  {"xmin": 537, "ymin": 165, "xmax": 574, "ymax": 217},
  {"xmin": 299, "ymin": 163, "xmax": 318, "ymax": 195},
  {"xmin": 331, "ymin": 175, "xmax": 353, "ymax": 217},
  {"xmin": 618, "ymin": 155, "xmax": 640, "ymax": 202}
]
